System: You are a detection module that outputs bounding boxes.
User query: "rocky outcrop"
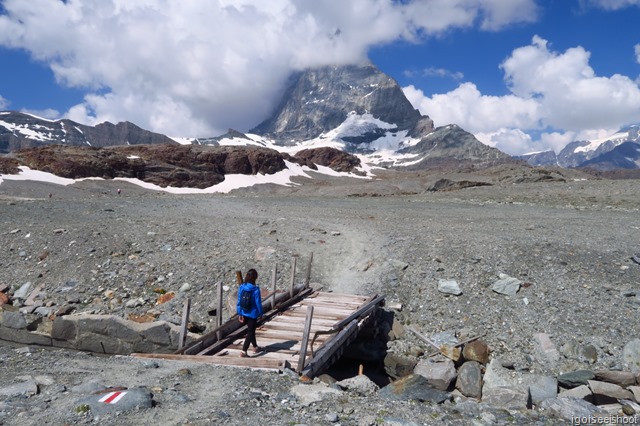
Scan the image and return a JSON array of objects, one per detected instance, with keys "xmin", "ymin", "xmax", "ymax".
[
  {"xmin": 4, "ymin": 143, "xmax": 364, "ymax": 187},
  {"xmin": 11, "ymin": 144, "xmax": 293, "ymax": 188},
  {"xmin": 294, "ymin": 146, "xmax": 362, "ymax": 173}
]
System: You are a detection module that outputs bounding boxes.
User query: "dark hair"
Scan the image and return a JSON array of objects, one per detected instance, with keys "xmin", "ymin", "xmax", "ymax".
[{"xmin": 245, "ymin": 269, "xmax": 258, "ymax": 284}]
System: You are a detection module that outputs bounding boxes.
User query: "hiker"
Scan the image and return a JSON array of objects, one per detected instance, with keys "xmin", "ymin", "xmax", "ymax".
[{"xmin": 237, "ymin": 268, "xmax": 264, "ymax": 357}]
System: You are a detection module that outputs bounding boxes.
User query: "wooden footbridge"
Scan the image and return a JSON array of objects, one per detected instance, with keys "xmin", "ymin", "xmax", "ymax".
[{"xmin": 133, "ymin": 256, "xmax": 385, "ymax": 380}]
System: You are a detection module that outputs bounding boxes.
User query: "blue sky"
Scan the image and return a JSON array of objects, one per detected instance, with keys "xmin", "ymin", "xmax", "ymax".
[{"xmin": 0, "ymin": 0, "xmax": 639, "ymax": 155}]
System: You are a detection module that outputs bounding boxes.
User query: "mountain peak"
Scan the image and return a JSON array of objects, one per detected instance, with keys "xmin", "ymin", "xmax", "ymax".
[{"xmin": 250, "ymin": 63, "xmax": 433, "ymax": 145}]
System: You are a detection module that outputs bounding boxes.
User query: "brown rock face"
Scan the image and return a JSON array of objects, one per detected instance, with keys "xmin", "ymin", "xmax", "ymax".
[
  {"xmin": 294, "ymin": 147, "xmax": 361, "ymax": 173},
  {"xmin": 0, "ymin": 157, "xmax": 20, "ymax": 174},
  {"xmin": 7, "ymin": 144, "xmax": 363, "ymax": 188},
  {"xmin": 462, "ymin": 340, "xmax": 490, "ymax": 364},
  {"xmin": 12, "ymin": 144, "xmax": 292, "ymax": 189}
]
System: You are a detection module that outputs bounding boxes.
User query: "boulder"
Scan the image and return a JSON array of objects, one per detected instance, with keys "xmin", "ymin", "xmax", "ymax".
[
  {"xmin": 533, "ymin": 333, "xmax": 560, "ymax": 364},
  {"xmin": 437, "ymin": 279, "xmax": 462, "ymax": 296},
  {"xmin": 482, "ymin": 386, "xmax": 530, "ymax": 410},
  {"xmin": 414, "ymin": 358, "xmax": 457, "ymax": 391},
  {"xmin": 291, "ymin": 383, "xmax": 342, "ymax": 406},
  {"xmin": 379, "ymin": 374, "xmax": 450, "ymax": 403},
  {"xmin": 1, "ymin": 311, "xmax": 27, "ymax": 329},
  {"xmin": 559, "ymin": 384, "xmax": 593, "ymax": 402},
  {"xmin": 462, "ymin": 340, "xmax": 490, "ymax": 364},
  {"xmin": 540, "ymin": 397, "xmax": 601, "ymax": 420},
  {"xmin": 594, "ymin": 370, "xmax": 637, "ymax": 388},
  {"xmin": 334, "ymin": 375, "xmax": 379, "ymax": 396},
  {"xmin": 588, "ymin": 380, "xmax": 634, "ymax": 405},
  {"xmin": 557, "ymin": 370, "xmax": 595, "ymax": 388},
  {"xmin": 529, "ymin": 376, "xmax": 558, "ymax": 406},
  {"xmin": 384, "ymin": 352, "xmax": 417, "ymax": 379},
  {"xmin": 456, "ymin": 361, "xmax": 483, "ymax": 398}
]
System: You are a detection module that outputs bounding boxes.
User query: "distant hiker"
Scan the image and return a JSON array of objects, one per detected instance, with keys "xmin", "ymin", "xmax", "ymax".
[
  {"xmin": 117, "ymin": 188, "xmax": 122, "ymax": 195},
  {"xmin": 237, "ymin": 268, "xmax": 264, "ymax": 357},
  {"xmin": 48, "ymin": 193, "xmax": 52, "ymax": 199}
]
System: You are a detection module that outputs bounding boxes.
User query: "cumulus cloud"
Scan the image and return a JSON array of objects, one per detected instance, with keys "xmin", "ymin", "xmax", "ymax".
[
  {"xmin": 636, "ymin": 43, "xmax": 640, "ymax": 64},
  {"xmin": 0, "ymin": 94, "xmax": 8, "ymax": 110},
  {"xmin": 405, "ymin": 35, "xmax": 640, "ymax": 155},
  {"xmin": 0, "ymin": 0, "xmax": 539, "ymax": 137}
]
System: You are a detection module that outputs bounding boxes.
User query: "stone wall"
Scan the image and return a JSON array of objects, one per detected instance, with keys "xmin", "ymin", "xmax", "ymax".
[{"xmin": 0, "ymin": 310, "xmax": 194, "ymax": 354}]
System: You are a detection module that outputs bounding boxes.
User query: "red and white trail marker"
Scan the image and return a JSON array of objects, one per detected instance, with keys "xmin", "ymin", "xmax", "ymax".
[{"xmin": 99, "ymin": 391, "xmax": 127, "ymax": 404}]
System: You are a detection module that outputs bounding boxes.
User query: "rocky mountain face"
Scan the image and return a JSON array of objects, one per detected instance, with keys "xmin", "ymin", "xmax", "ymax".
[
  {"xmin": 3, "ymin": 144, "xmax": 361, "ymax": 188},
  {"xmin": 249, "ymin": 63, "xmax": 435, "ymax": 146},
  {"xmin": 518, "ymin": 125, "xmax": 640, "ymax": 170},
  {"xmin": 397, "ymin": 124, "xmax": 514, "ymax": 169},
  {"xmin": 0, "ymin": 111, "xmax": 177, "ymax": 154}
]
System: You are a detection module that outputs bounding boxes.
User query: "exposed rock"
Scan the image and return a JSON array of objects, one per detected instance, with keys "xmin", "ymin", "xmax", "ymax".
[
  {"xmin": 557, "ymin": 370, "xmax": 596, "ymax": 388},
  {"xmin": 0, "ymin": 311, "xmax": 27, "ymax": 329},
  {"xmin": 76, "ymin": 386, "xmax": 153, "ymax": 415},
  {"xmin": 378, "ymin": 374, "xmax": 450, "ymax": 403},
  {"xmin": 559, "ymin": 384, "xmax": 593, "ymax": 402},
  {"xmin": 414, "ymin": 358, "xmax": 457, "ymax": 391},
  {"xmin": 529, "ymin": 376, "xmax": 558, "ymax": 406},
  {"xmin": 384, "ymin": 352, "xmax": 417, "ymax": 379},
  {"xmin": 334, "ymin": 375, "xmax": 379, "ymax": 396},
  {"xmin": 427, "ymin": 178, "xmax": 492, "ymax": 192},
  {"xmin": 533, "ymin": 333, "xmax": 560, "ymax": 364},
  {"xmin": 491, "ymin": 274, "xmax": 521, "ymax": 296},
  {"xmin": 294, "ymin": 147, "xmax": 362, "ymax": 173},
  {"xmin": 290, "ymin": 383, "xmax": 342, "ymax": 406},
  {"xmin": 437, "ymin": 279, "xmax": 462, "ymax": 296},
  {"xmin": 623, "ymin": 339, "xmax": 640, "ymax": 372},
  {"xmin": 456, "ymin": 361, "xmax": 483, "ymax": 398},
  {"xmin": 482, "ymin": 386, "xmax": 530, "ymax": 410},
  {"xmin": 462, "ymin": 340, "xmax": 490, "ymax": 364},
  {"xmin": 588, "ymin": 380, "xmax": 634, "ymax": 405},
  {"xmin": 0, "ymin": 379, "xmax": 38, "ymax": 398},
  {"xmin": 539, "ymin": 397, "xmax": 601, "ymax": 420},
  {"xmin": 594, "ymin": 370, "xmax": 637, "ymax": 388}
]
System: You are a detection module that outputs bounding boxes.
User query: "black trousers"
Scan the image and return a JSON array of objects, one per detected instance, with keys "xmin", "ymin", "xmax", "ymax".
[{"xmin": 242, "ymin": 317, "xmax": 258, "ymax": 352}]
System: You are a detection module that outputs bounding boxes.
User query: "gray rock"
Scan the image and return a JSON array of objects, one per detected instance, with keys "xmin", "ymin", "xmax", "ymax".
[
  {"xmin": 594, "ymin": 370, "xmax": 637, "ymax": 388},
  {"xmin": 559, "ymin": 384, "xmax": 593, "ymax": 402},
  {"xmin": 378, "ymin": 374, "xmax": 450, "ymax": 403},
  {"xmin": 437, "ymin": 279, "xmax": 462, "ymax": 296},
  {"xmin": 557, "ymin": 370, "xmax": 595, "ymax": 388},
  {"xmin": 540, "ymin": 397, "xmax": 601, "ymax": 420},
  {"xmin": 1, "ymin": 311, "xmax": 27, "ymax": 329},
  {"xmin": 13, "ymin": 282, "xmax": 32, "ymax": 300},
  {"xmin": 629, "ymin": 386, "xmax": 640, "ymax": 403},
  {"xmin": 491, "ymin": 274, "xmax": 521, "ymax": 296},
  {"xmin": 0, "ymin": 380, "xmax": 38, "ymax": 397},
  {"xmin": 529, "ymin": 376, "xmax": 558, "ymax": 406},
  {"xmin": 482, "ymin": 385, "xmax": 530, "ymax": 410},
  {"xmin": 456, "ymin": 361, "xmax": 483, "ymax": 398},
  {"xmin": 533, "ymin": 332, "xmax": 560, "ymax": 364},
  {"xmin": 482, "ymin": 358, "xmax": 511, "ymax": 390},
  {"xmin": 290, "ymin": 383, "xmax": 342, "ymax": 406},
  {"xmin": 77, "ymin": 386, "xmax": 153, "ymax": 415},
  {"xmin": 335, "ymin": 374, "xmax": 379, "ymax": 396},
  {"xmin": 384, "ymin": 352, "xmax": 417, "ymax": 380},
  {"xmin": 414, "ymin": 358, "xmax": 457, "ymax": 391},
  {"xmin": 623, "ymin": 339, "xmax": 640, "ymax": 372},
  {"xmin": 588, "ymin": 380, "xmax": 634, "ymax": 405}
]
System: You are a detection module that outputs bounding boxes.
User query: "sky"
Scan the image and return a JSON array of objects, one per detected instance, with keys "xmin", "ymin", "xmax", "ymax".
[{"xmin": 0, "ymin": 0, "xmax": 639, "ymax": 156}]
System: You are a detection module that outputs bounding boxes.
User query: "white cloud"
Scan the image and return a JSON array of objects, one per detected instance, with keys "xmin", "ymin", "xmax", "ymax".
[
  {"xmin": 405, "ymin": 35, "xmax": 640, "ymax": 155},
  {"xmin": 0, "ymin": 0, "xmax": 539, "ymax": 137},
  {"xmin": 636, "ymin": 43, "xmax": 640, "ymax": 64},
  {"xmin": 580, "ymin": 0, "xmax": 640, "ymax": 10},
  {"xmin": 0, "ymin": 94, "xmax": 8, "ymax": 110}
]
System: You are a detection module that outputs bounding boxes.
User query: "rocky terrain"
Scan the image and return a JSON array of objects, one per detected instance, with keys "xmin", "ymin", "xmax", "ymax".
[{"xmin": 1, "ymin": 166, "xmax": 640, "ymax": 425}]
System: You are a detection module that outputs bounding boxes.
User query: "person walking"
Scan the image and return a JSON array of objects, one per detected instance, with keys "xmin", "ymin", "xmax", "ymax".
[{"xmin": 236, "ymin": 268, "xmax": 264, "ymax": 357}]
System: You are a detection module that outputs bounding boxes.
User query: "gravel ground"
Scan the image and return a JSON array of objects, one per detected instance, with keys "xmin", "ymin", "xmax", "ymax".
[{"xmin": 0, "ymin": 169, "xmax": 639, "ymax": 425}]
